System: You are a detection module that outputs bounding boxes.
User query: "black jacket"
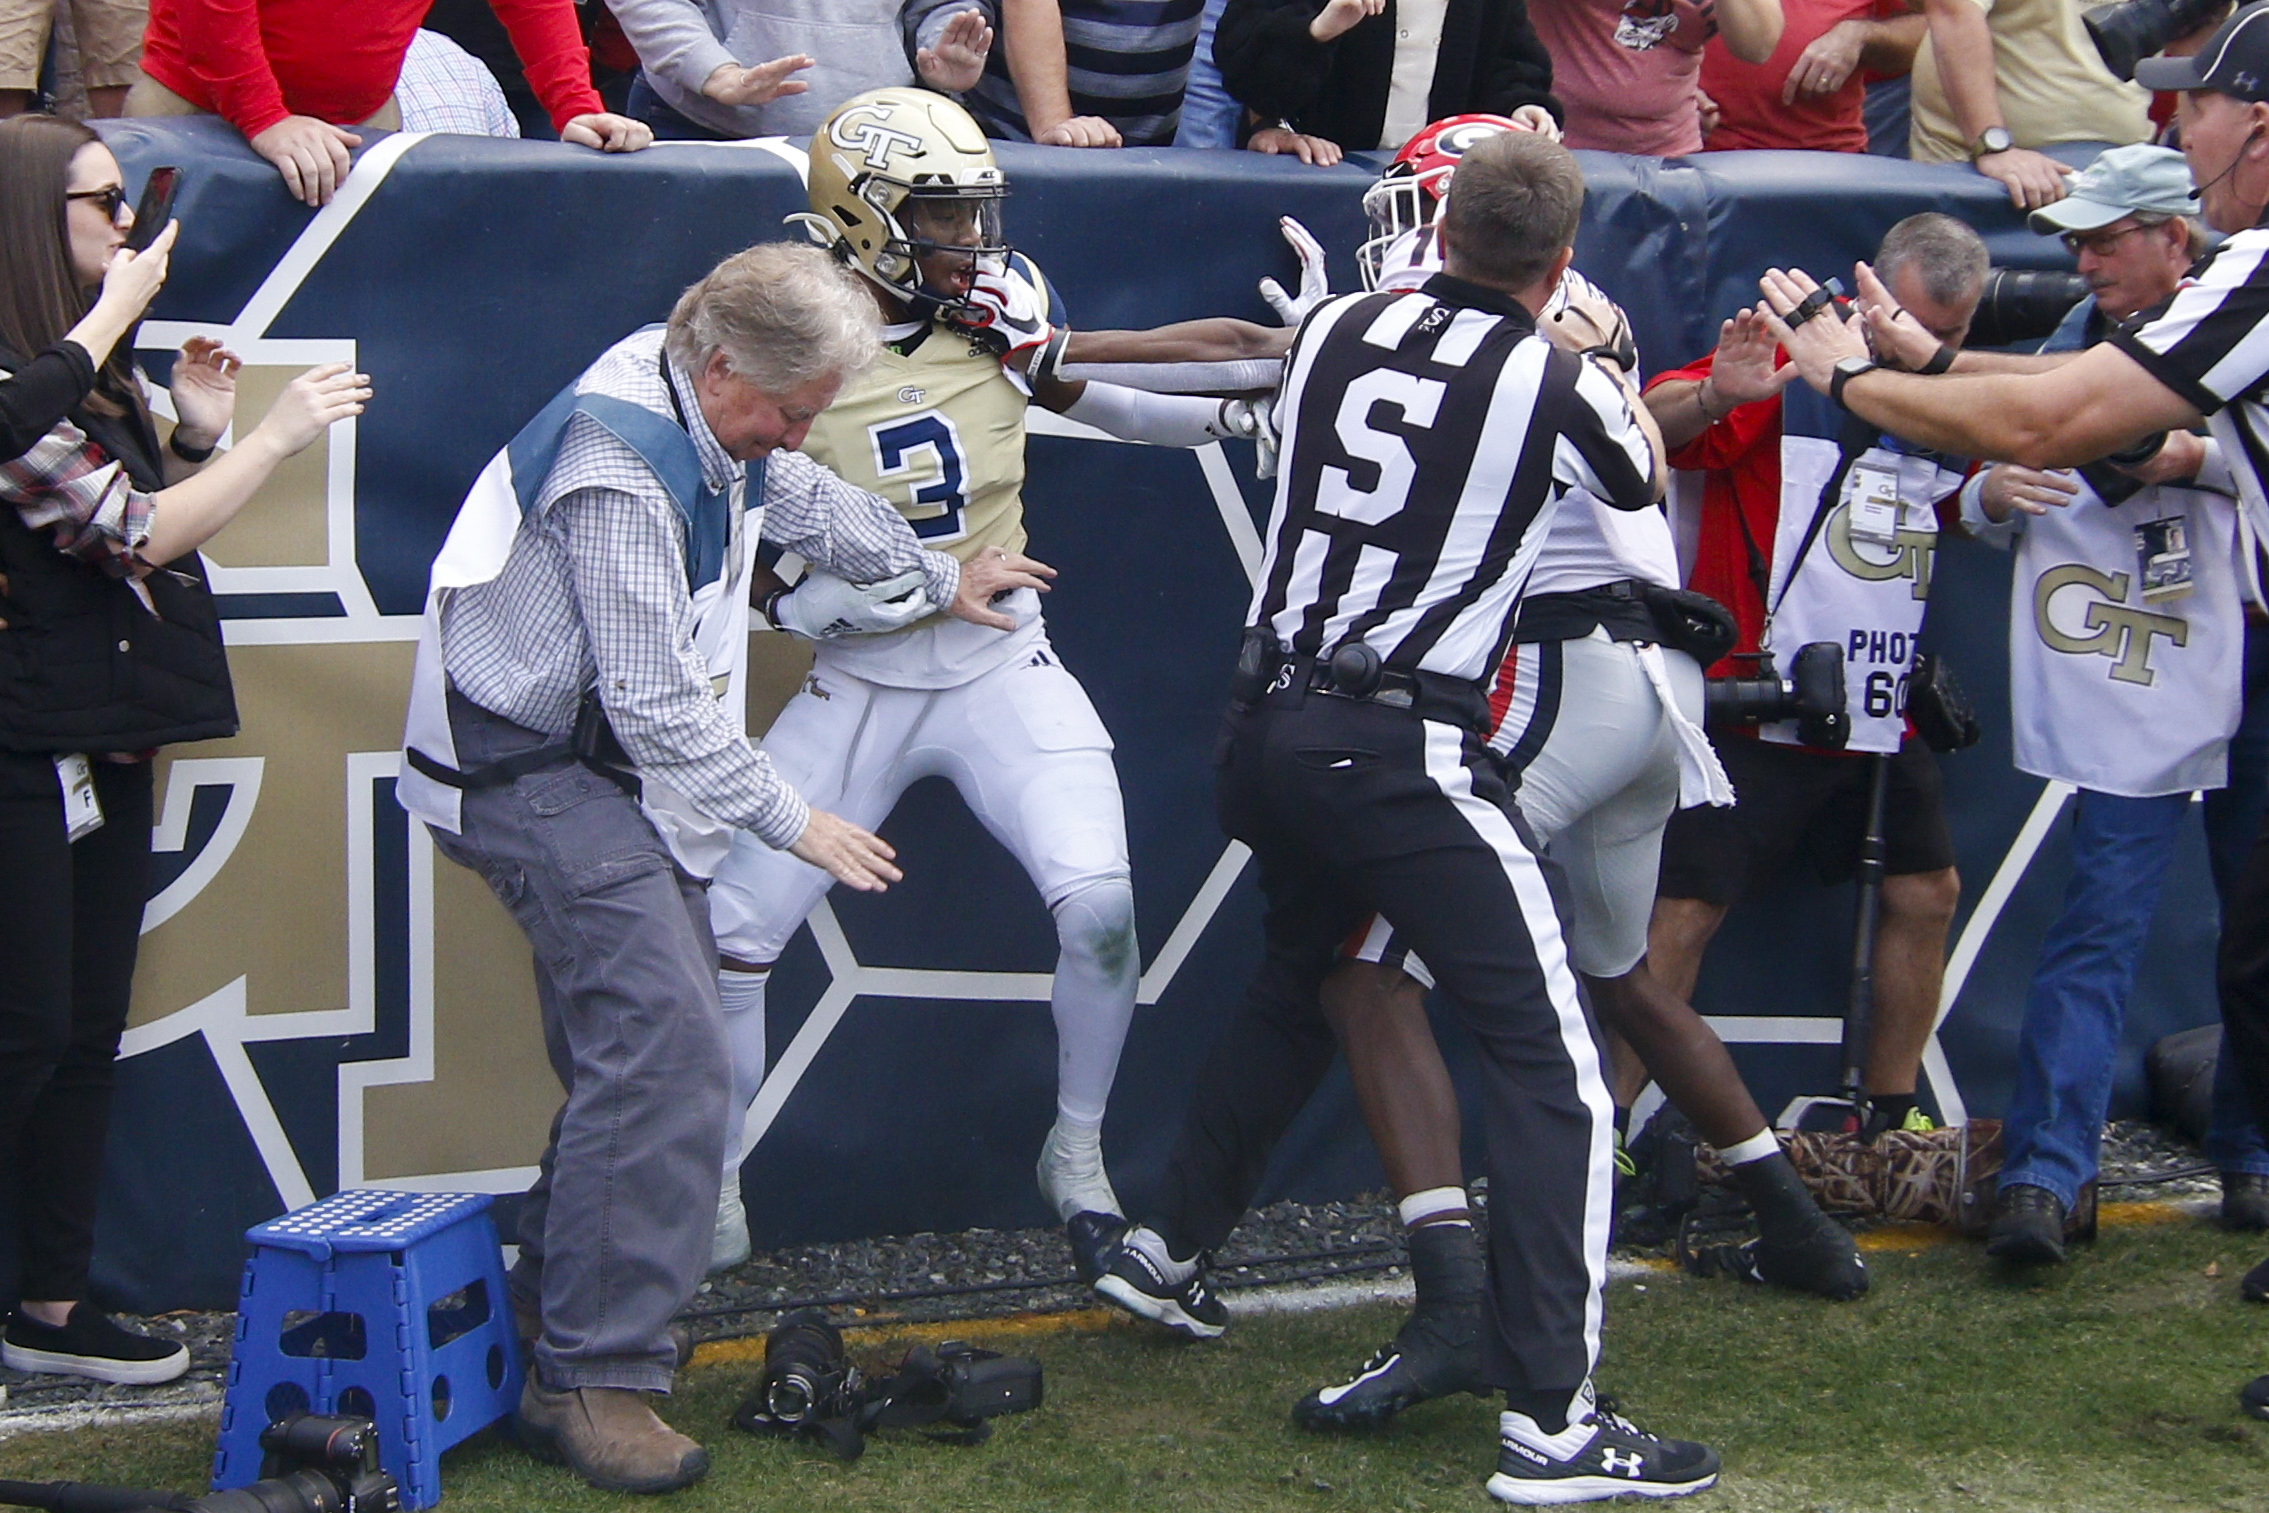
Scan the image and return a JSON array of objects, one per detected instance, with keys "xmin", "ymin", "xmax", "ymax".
[
  {"xmin": 0, "ymin": 368, "xmax": 237, "ymax": 754},
  {"xmin": 1216, "ymin": 0, "xmax": 1559, "ymax": 151}
]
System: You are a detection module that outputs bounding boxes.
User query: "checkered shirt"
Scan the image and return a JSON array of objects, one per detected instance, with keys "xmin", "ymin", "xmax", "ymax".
[
  {"xmin": 0, "ymin": 388, "xmax": 151, "ymax": 578},
  {"xmin": 442, "ymin": 327, "xmax": 961, "ymax": 848}
]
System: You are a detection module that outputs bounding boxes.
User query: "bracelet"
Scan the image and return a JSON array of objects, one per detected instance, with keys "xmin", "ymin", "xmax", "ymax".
[
  {"xmin": 759, "ymin": 586, "xmax": 788, "ymax": 630},
  {"xmin": 1695, "ymin": 377, "xmax": 1731, "ymax": 423},
  {"xmin": 169, "ymin": 431, "xmax": 216, "ymax": 463},
  {"xmin": 1918, "ymin": 343, "xmax": 1956, "ymax": 376}
]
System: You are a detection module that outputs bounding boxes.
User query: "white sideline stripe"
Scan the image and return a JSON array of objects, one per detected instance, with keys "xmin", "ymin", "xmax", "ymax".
[
  {"xmin": 0, "ymin": 1397, "xmax": 221, "ymax": 1440},
  {"xmin": 1420, "ymin": 720, "xmax": 1614, "ymax": 1375}
]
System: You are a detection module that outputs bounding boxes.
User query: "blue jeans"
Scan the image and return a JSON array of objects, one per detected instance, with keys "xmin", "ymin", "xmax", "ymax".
[
  {"xmin": 2002, "ymin": 787, "xmax": 2269, "ymax": 1207},
  {"xmin": 626, "ymin": 73, "xmax": 731, "ymax": 142},
  {"xmin": 2205, "ymin": 619, "xmax": 2269, "ymax": 1172},
  {"xmin": 1174, "ymin": 0, "xmax": 1239, "ymax": 150}
]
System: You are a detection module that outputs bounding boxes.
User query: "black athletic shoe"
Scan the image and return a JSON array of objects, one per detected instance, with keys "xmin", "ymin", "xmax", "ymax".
[
  {"xmin": 1292, "ymin": 1314, "xmax": 1488, "ymax": 1431},
  {"xmin": 1984, "ymin": 1184, "xmax": 2067, "ymax": 1265},
  {"xmin": 1093, "ymin": 1233, "xmax": 1227, "ymax": 1339},
  {"xmin": 1067, "ymin": 1210, "xmax": 1127, "ymax": 1285},
  {"xmin": 1488, "ymin": 1397, "xmax": 1720, "ymax": 1505},
  {"xmin": 2242, "ymin": 1375, "xmax": 2269, "ymax": 1420},
  {"xmin": 3, "ymin": 1304, "xmax": 189, "ymax": 1385},
  {"xmin": 2242, "ymin": 1253, "xmax": 2269, "ymax": 1303},
  {"xmin": 1683, "ymin": 1223, "xmax": 1869, "ymax": 1301}
]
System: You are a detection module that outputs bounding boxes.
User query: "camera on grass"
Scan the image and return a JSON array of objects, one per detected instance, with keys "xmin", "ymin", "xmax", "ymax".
[
  {"xmin": 1704, "ymin": 643, "xmax": 1850, "ymax": 749},
  {"xmin": 0, "ymin": 1414, "xmax": 399, "ymax": 1513}
]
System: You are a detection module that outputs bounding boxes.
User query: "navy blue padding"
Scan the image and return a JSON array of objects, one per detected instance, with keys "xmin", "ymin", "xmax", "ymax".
[{"xmin": 65, "ymin": 122, "xmax": 2211, "ymax": 1312}]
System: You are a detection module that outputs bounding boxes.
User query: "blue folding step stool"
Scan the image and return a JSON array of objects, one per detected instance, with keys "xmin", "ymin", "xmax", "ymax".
[{"xmin": 214, "ymin": 1190, "xmax": 524, "ymax": 1510}]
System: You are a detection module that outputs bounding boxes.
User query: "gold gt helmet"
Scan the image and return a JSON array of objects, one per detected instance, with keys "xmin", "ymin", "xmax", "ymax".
[{"xmin": 795, "ymin": 87, "xmax": 1010, "ymax": 321}]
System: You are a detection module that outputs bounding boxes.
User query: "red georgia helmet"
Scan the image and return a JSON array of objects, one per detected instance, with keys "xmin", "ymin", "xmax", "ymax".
[{"xmin": 1359, "ymin": 114, "xmax": 1532, "ymax": 289}]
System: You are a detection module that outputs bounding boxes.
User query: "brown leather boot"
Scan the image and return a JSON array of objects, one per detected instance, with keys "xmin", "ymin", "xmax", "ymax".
[{"xmin": 514, "ymin": 1379, "xmax": 710, "ymax": 1494}]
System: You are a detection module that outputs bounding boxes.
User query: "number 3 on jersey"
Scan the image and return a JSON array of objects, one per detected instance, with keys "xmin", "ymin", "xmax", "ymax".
[{"xmin": 869, "ymin": 411, "xmax": 970, "ymax": 542}]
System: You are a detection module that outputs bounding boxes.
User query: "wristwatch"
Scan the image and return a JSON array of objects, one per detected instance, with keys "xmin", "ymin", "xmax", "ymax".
[
  {"xmin": 1830, "ymin": 355, "xmax": 1880, "ymax": 409},
  {"xmin": 1971, "ymin": 125, "xmax": 2014, "ymax": 160}
]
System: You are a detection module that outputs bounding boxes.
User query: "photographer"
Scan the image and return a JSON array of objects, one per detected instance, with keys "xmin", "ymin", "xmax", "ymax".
[
  {"xmin": 0, "ymin": 117, "xmax": 368, "ymax": 1386},
  {"xmin": 1751, "ymin": 0, "xmax": 2269, "ymax": 1409},
  {"xmin": 1637, "ymin": 213, "xmax": 1985, "ymax": 1141},
  {"xmin": 1935, "ymin": 146, "xmax": 2269, "ymax": 1260}
]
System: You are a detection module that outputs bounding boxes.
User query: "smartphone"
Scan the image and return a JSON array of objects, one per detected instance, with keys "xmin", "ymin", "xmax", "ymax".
[{"xmin": 123, "ymin": 166, "xmax": 180, "ymax": 253}]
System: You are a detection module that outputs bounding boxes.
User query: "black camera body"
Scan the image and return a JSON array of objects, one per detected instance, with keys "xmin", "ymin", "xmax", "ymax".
[
  {"xmin": 1704, "ymin": 643, "xmax": 1850, "ymax": 749},
  {"xmin": 735, "ymin": 1309, "xmax": 1045, "ymax": 1460},
  {"xmin": 2085, "ymin": 0, "xmax": 2229, "ymax": 80}
]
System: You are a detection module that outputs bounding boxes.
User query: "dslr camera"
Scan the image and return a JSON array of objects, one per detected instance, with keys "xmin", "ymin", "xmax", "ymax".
[
  {"xmin": 2085, "ymin": 0, "xmax": 2229, "ymax": 80},
  {"xmin": 734, "ymin": 1309, "xmax": 1045, "ymax": 1460},
  {"xmin": 1704, "ymin": 643, "xmax": 1849, "ymax": 749},
  {"xmin": 0, "ymin": 1414, "xmax": 399, "ymax": 1513}
]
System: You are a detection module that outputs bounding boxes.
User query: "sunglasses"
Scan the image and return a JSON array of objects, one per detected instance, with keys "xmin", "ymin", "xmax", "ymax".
[
  {"xmin": 65, "ymin": 185, "xmax": 128, "ymax": 221},
  {"xmin": 2059, "ymin": 223, "xmax": 2153, "ymax": 257}
]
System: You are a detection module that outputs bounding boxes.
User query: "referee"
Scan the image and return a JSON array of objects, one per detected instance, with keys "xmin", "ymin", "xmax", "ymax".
[
  {"xmin": 1095, "ymin": 132, "xmax": 1720, "ymax": 1504},
  {"xmin": 1756, "ymin": 0, "xmax": 2269, "ymax": 1420}
]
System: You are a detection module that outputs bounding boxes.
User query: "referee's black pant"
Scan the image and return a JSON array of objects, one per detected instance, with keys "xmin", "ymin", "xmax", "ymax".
[
  {"xmin": 1152, "ymin": 687, "xmax": 1615, "ymax": 1399},
  {"xmin": 2221, "ymin": 813, "xmax": 2269, "ymax": 1155}
]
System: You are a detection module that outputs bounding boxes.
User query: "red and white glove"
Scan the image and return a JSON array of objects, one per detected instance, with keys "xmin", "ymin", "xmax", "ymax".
[{"xmin": 951, "ymin": 266, "xmax": 1056, "ymax": 364}]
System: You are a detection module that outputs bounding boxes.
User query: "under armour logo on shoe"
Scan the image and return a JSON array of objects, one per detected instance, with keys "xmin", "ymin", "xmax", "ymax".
[{"xmin": 1601, "ymin": 1448, "xmax": 1645, "ymax": 1478}]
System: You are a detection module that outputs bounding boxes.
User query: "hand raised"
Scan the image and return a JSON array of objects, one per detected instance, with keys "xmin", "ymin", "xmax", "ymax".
[{"xmin": 916, "ymin": 9, "xmax": 994, "ymax": 93}]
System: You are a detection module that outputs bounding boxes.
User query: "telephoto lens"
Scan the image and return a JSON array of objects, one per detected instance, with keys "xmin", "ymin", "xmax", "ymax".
[
  {"xmin": 1969, "ymin": 269, "xmax": 2092, "ymax": 350},
  {"xmin": 2084, "ymin": 0, "xmax": 2230, "ymax": 80},
  {"xmin": 760, "ymin": 1311, "xmax": 859, "ymax": 1427}
]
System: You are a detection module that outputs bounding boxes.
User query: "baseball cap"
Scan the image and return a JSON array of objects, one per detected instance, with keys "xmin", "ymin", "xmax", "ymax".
[
  {"xmin": 2135, "ymin": 0, "xmax": 2269, "ymax": 98},
  {"xmin": 2027, "ymin": 144, "xmax": 2200, "ymax": 233}
]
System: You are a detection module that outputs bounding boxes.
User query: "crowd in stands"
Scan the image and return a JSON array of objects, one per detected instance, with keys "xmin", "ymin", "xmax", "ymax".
[{"xmin": 0, "ymin": 0, "xmax": 2235, "ymax": 204}]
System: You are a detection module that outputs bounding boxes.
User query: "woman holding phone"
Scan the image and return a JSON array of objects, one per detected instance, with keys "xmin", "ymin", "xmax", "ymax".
[{"xmin": 0, "ymin": 116, "xmax": 371, "ymax": 1384}]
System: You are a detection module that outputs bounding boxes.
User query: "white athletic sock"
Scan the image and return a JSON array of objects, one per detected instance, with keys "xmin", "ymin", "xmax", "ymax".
[
  {"xmin": 1718, "ymin": 1128, "xmax": 1780, "ymax": 1167},
  {"xmin": 718, "ymin": 968, "xmax": 770, "ymax": 1174},
  {"xmin": 1123, "ymin": 1224, "xmax": 1197, "ymax": 1285},
  {"xmin": 1048, "ymin": 878, "xmax": 1138, "ymax": 1126},
  {"xmin": 1398, "ymin": 1186, "xmax": 1472, "ymax": 1229}
]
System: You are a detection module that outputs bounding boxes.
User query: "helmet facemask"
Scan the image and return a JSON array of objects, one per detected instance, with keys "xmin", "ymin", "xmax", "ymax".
[
  {"xmin": 871, "ymin": 183, "xmax": 1012, "ymax": 322},
  {"xmin": 1357, "ymin": 167, "xmax": 1451, "ymax": 290}
]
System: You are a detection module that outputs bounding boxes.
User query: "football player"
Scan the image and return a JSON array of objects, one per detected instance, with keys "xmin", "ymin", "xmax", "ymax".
[
  {"xmin": 705, "ymin": 87, "xmax": 1275, "ymax": 1271},
  {"xmin": 1090, "ymin": 115, "xmax": 1866, "ymax": 1437}
]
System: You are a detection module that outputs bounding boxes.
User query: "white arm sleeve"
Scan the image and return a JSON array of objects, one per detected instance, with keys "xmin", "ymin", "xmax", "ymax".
[{"xmin": 1063, "ymin": 382, "xmax": 1239, "ymax": 448}]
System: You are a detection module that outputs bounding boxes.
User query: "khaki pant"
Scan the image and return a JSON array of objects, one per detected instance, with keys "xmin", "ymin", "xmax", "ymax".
[
  {"xmin": 124, "ymin": 72, "xmax": 401, "ymax": 130},
  {"xmin": 0, "ymin": 0, "xmax": 145, "ymax": 92}
]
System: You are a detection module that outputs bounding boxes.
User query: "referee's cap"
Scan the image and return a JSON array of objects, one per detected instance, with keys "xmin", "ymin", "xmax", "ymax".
[
  {"xmin": 2135, "ymin": 1, "xmax": 2269, "ymax": 99},
  {"xmin": 2027, "ymin": 145, "xmax": 2198, "ymax": 233}
]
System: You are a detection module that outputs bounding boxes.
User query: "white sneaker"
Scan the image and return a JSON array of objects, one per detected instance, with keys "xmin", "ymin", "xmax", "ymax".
[
  {"xmin": 709, "ymin": 1179, "xmax": 750, "ymax": 1274},
  {"xmin": 1037, "ymin": 1120, "xmax": 1121, "ymax": 1222}
]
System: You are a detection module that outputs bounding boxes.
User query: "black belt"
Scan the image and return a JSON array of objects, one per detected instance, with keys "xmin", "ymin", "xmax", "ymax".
[
  {"xmin": 409, "ymin": 689, "xmax": 641, "ymax": 798},
  {"xmin": 1513, "ymin": 579, "xmax": 1657, "ymax": 645},
  {"xmin": 1231, "ymin": 630, "xmax": 1489, "ymax": 732}
]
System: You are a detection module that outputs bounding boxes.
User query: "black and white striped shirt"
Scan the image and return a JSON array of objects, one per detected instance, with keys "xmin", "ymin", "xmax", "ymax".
[
  {"xmin": 2114, "ymin": 223, "xmax": 2269, "ymax": 547},
  {"xmin": 1248, "ymin": 273, "xmax": 1658, "ymax": 685}
]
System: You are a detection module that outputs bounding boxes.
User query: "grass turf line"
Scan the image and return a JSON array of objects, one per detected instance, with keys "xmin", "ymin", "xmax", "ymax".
[{"xmin": 7, "ymin": 1221, "xmax": 2269, "ymax": 1512}]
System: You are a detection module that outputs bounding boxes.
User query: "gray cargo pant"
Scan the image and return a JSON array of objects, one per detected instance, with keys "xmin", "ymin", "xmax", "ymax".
[{"xmin": 427, "ymin": 692, "xmax": 729, "ymax": 1393}]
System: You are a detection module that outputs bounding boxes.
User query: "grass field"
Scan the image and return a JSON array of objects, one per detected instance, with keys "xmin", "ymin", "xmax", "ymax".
[{"xmin": 8, "ymin": 1217, "xmax": 2269, "ymax": 1512}]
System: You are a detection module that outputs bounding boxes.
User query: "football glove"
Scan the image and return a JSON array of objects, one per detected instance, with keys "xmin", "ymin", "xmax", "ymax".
[
  {"xmin": 767, "ymin": 569, "xmax": 932, "ymax": 640},
  {"xmin": 949, "ymin": 266, "xmax": 1056, "ymax": 361},
  {"xmin": 1258, "ymin": 217, "xmax": 1330, "ymax": 326},
  {"xmin": 1218, "ymin": 393, "xmax": 1280, "ymax": 480}
]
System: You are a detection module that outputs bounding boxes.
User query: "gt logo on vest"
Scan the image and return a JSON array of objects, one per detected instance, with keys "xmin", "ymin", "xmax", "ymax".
[
  {"xmin": 1826, "ymin": 502, "xmax": 1935, "ymax": 600},
  {"xmin": 2034, "ymin": 563, "xmax": 2188, "ymax": 686},
  {"xmin": 827, "ymin": 104, "xmax": 925, "ymax": 170}
]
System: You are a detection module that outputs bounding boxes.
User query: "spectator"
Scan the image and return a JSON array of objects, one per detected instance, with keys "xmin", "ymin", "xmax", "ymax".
[
  {"xmin": 610, "ymin": 2, "xmax": 995, "ymax": 143},
  {"xmin": 0, "ymin": 1, "xmax": 143, "ymax": 117},
  {"xmin": 1701, "ymin": 0, "xmax": 1925, "ymax": 152},
  {"xmin": 0, "ymin": 116, "xmax": 364, "ymax": 1388},
  {"xmin": 396, "ymin": 28, "xmax": 521, "ymax": 138},
  {"xmin": 1215, "ymin": 0, "xmax": 1561, "ymax": 166},
  {"xmin": 1531, "ymin": 0, "xmax": 1785, "ymax": 156},
  {"xmin": 1889, "ymin": 146, "xmax": 2269, "ymax": 1258},
  {"xmin": 964, "ymin": 0, "xmax": 1204, "ymax": 147},
  {"xmin": 1639, "ymin": 214, "xmax": 1987, "ymax": 1140},
  {"xmin": 128, "ymin": 0, "xmax": 654, "ymax": 207},
  {"xmin": 1907, "ymin": 0, "xmax": 2154, "ymax": 209}
]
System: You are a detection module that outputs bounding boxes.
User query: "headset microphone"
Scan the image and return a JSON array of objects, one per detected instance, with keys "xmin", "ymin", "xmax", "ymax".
[{"xmin": 2190, "ymin": 123, "xmax": 2267, "ymax": 200}]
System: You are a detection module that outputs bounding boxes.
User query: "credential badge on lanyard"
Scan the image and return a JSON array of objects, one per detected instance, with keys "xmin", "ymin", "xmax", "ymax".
[
  {"xmin": 1846, "ymin": 458, "xmax": 1902, "ymax": 547},
  {"xmin": 2137, "ymin": 513, "xmax": 2193, "ymax": 602},
  {"xmin": 55, "ymin": 753, "xmax": 102, "ymax": 841}
]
